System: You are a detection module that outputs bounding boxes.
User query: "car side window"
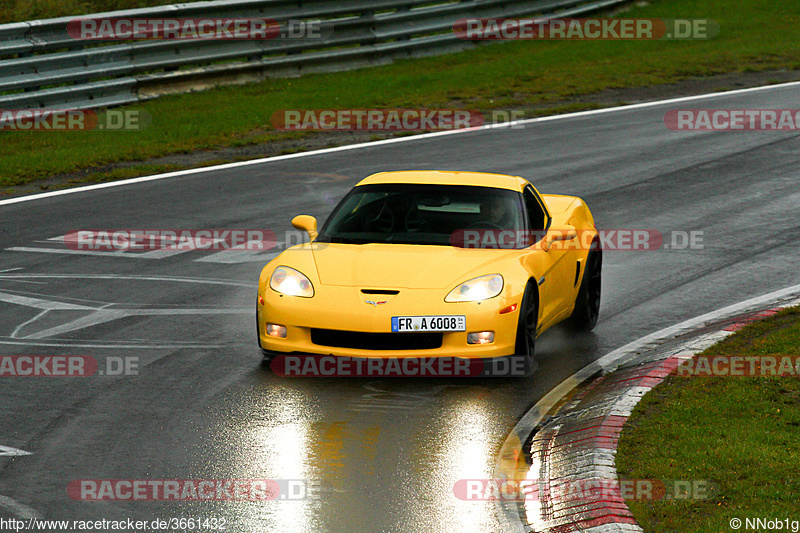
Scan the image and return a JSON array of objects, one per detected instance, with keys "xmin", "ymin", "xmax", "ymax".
[{"xmin": 523, "ymin": 187, "xmax": 547, "ymax": 232}]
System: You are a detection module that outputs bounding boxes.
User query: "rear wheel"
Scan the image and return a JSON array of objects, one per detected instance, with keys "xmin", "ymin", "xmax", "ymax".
[
  {"xmin": 514, "ymin": 283, "xmax": 539, "ymax": 377},
  {"xmin": 566, "ymin": 248, "xmax": 602, "ymax": 331}
]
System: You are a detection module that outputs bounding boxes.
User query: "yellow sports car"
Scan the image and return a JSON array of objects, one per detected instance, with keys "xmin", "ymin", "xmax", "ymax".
[{"xmin": 256, "ymin": 170, "xmax": 601, "ymax": 376}]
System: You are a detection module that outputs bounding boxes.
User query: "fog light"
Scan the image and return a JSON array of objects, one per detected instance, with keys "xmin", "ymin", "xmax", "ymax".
[
  {"xmin": 266, "ymin": 323, "xmax": 287, "ymax": 338},
  {"xmin": 467, "ymin": 331, "xmax": 494, "ymax": 345}
]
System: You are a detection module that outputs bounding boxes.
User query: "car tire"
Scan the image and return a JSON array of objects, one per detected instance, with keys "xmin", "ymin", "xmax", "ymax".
[
  {"xmin": 256, "ymin": 300, "xmax": 275, "ymax": 366},
  {"xmin": 514, "ymin": 282, "xmax": 539, "ymax": 377},
  {"xmin": 260, "ymin": 351, "xmax": 278, "ymax": 370},
  {"xmin": 566, "ymin": 247, "xmax": 602, "ymax": 331}
]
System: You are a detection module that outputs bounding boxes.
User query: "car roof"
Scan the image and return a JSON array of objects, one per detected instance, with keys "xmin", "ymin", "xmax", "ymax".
[{"xmin": 356, "ymin": 170, "xmax": 530, "ymax": 191}]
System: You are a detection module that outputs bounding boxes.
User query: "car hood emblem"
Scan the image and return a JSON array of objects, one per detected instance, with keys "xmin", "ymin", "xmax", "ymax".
[{"xmin": 365, "ymin": 300, "xmax": 388, "ymax": 306}]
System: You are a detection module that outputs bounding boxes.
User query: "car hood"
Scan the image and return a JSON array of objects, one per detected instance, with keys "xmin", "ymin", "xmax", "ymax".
[{"xmin": 311, "ymin": 243, "xmax": 503, "ymax": 289}]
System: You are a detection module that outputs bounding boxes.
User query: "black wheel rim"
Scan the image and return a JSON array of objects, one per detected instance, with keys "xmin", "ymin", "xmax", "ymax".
[{"xmin": 523, "ymin": 297, "xmax": 537, "ymax": 356}]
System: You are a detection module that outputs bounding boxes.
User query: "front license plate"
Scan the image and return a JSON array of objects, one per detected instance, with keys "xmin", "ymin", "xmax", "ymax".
[{"xmin": 391, "ymin": 315, "xmax": 466, "ymax": 332}]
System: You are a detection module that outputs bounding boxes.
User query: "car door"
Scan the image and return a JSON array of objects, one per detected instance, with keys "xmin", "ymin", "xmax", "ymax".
[{"xmin": 521, "ymin": 186, "xmax": 574, "ymax": 330}]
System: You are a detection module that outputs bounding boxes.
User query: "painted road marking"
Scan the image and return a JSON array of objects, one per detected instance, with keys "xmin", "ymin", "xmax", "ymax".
[
  {"xmin": 0, "ymin": 291, "xmax": 95, "ymax": 311},
  {"xmin": 0, "ymin": 445, "xmax": 32, "ymax": 456},
  {"xmin": 195, "ymin": 244, "xmax": 283, "ymax": 264},
  {"xmin": 0, "ymin": 273, "xmax": 253, "ymax": 348},
  {"xmin": 0, "ymin": 495, "xmax": 42, "ymax": 520},
  {"xmin": 0, "ymin": 273, "xmax": 253, "ymax": 287},
  {"xmin": 6, "ymin": 246, "xmax": 190, "ymax": 260},
  {"xmin": 6, "ymin": 235, "xmax": 282, "ymax": 263}
]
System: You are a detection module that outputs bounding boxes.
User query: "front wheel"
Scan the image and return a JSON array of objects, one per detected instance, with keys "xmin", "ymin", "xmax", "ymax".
[
  {"xmin": 260, "ymin": 350, "xmax": 279, "ymax": 370},
  {"xmin": 514, "ymin": 283, "xmax": 539, "ymax": 377},
  {"xmin": 256, "ymin": 300, "xmax": 275, "ymax": 366},
  {"xmin": 566, "ymin": 248, "xmax": 602, "ymax": 331}
]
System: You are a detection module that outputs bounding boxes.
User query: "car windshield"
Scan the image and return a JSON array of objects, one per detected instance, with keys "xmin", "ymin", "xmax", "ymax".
[{"xmin": 317, "ymin": 183, "xmax": 525, "ymax": 246}]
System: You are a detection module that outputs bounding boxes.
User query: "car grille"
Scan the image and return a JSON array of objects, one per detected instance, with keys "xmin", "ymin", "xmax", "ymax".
[{"xmin": 310, "ymin": 329, "xmax": 443, "ymax": 350}]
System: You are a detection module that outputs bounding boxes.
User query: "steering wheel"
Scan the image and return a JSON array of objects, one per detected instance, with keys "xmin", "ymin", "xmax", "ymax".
[{"xmin": 370, "ymin": 203, "xmax": 395, "ymax": 233}]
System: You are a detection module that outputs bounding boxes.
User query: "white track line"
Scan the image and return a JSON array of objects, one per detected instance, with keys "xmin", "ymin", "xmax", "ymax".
[
  {"xmin": 0, "ymin": 445, "xmax": 32, "ymax": 456},
  {"xmin": 2, "ymin": 80, "xmax": 800, "ymax": 207},
  {"xmin": 0, "ymin": 495, "xmax": 42, "ymax": 520}
]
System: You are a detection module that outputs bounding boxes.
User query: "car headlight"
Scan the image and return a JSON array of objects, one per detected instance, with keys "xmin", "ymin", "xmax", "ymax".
[
  {"xmin": 445, "ymin": 274, "xmax": 503, "ymax": 302},
  {"xmin": 270, "ymin": 266, "xmax": 314, "ymax": 297}
]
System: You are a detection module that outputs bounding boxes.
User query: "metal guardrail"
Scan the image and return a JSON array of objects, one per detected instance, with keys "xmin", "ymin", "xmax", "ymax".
[{"xmin": 0, "ymin": 0, "xmax": 631, "ymax": 111}]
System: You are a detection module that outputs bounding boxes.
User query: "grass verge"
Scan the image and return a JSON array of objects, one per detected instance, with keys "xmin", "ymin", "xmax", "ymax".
[
  {"xmin": 1, "ymin": 0, "xmax": 800, "ymax": 193},
  {"xmin": 616, "ymin": 306, "xmax": 800, "ymax": 532},
  {"xmin": 0, "ymin": 1, "xmax": 199, "ymax": 23}
]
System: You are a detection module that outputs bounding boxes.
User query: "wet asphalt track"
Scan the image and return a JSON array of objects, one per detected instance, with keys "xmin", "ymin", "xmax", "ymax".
[{"xmin": 1, "ymin": 83, "xmax": 799, "ymax": 532}]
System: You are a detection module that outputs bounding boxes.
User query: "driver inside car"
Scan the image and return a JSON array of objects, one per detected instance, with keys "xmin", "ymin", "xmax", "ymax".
[{"xmin": 480, "ymin": 196, "xmax": 509, "ymax": 227}]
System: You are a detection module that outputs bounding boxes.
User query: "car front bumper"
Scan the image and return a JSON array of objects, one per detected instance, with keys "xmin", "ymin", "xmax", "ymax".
[{"xmin": 257, "ymin": 284, "xmax": 522, "ymax": 359}]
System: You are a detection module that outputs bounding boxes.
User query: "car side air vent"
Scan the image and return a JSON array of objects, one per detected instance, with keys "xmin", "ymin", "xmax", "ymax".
[{"xmin": 361, "ymin": 289, "xmax": 400, "ymax": 295}]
